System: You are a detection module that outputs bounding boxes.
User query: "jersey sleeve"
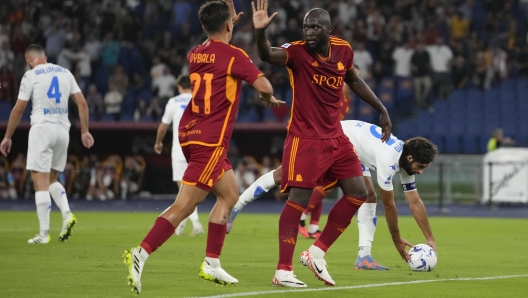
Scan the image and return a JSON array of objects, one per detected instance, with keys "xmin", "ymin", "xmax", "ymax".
[
  {"xmin": 345, "ymin": 45, "xmax": 354, "ymax": 70},
  {"xmin": 281, "ymin": 42, "xmax": 302, "ymax": 68},
  {"xmin": 399, "ymin": 171, "xmax": 417, "ymax": 192},
  {"xmin": 17, "ymin": 71, "xmax": 34, "ymax": 101},
  {"xmin": 229, "ymin": 48, "xmax": 263, "ymax": 84},
  {"xmin": 69, "ymin": 70, "xmax": 82, "ymax": 95},
  {"xmin": 375, "ymin": 157, "xmax": 398, "ymax": 191},
  {"xmin": 161, "ymin": 100, "xmax": 176, "ymax": 125}
]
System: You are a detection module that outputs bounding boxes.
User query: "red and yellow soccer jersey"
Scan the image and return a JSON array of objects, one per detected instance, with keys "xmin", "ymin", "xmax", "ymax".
[
  {"xmin": 281, "ymin": 36, "xmax": 354, "ymax": 138},
  {"xmin": 179, "ymin": 40, "xmax": 263, "ymax": 147}
]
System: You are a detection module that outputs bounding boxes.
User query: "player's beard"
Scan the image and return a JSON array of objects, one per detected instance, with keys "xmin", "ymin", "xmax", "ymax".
[
  {"xmin": 306, "ymin": 37, "xmax": 327, "ymax": 54},
  {"xmin": 400, "ymin": 159, "xmax": 414, "ymax": 176}
]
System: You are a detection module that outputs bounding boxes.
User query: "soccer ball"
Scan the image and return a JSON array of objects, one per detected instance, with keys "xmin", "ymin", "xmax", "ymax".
[{"xmin": 408, "ymin": 244, "xmax": 437, "ymax": 272}]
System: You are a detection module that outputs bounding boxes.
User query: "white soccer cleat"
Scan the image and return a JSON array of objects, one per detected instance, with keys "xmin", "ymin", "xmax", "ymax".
[
  {"xmin": 190, "ymin": 226, "xmax": 204, "ymax": 237},
  {"xmin": 198, "ymin": 260, "xmax": 238, "ymax": 285},
  {"xmin": 272, "ymin": 270, "xmax": 307, "ymax": 288},
  {"xmin": 175, "ymin": 222, "xmax": 186, "ymax": 236},
  {"xmin": 123, "ymin": 246, "xmax": 145, "ymax": 294},
  {"xmin": 300, "ymin": 249, "xmax": 335, "ymax": 286},
  {"xmin": 28, "ymin": 234, "xmax": 50, "ymax": 244}
]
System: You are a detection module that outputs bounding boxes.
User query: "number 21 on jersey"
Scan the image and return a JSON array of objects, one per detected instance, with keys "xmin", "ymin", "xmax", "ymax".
[
  {"xmin": 190, "ymin": 73, "xmax": 213, "ymax": 114},
  {"xmin": 47, "ymin": 76, "xmax": 62, "ymax": 104}
]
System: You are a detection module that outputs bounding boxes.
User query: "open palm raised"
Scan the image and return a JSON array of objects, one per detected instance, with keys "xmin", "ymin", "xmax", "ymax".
[{"xmin": 251, "ymin": 0, "xmax": 278, "ymax": 30}]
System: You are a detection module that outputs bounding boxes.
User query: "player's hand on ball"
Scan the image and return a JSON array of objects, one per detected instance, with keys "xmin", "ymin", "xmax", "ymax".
[
  {"xmin": 251, "ymin": 0, "xmax": 278, "ymax": 30},
  {"xmin": 81, "ymin": 132, "xmax": 94, "ymax": 149},
  {"xmin": 0, "ymin": 138, "xmax": 12, "ymax": 156},
  {"xmin": 154, "ymin": 143, "xmax": 163, "ymax": 154},
  {"xmin": 379, "ymin": 112, "xmax": 392, "ymax": 143},
  {"xmin": 426, "ymin": 239, "xmax": 437, "ymax": 255},
  {"xmin": 261, "ymin": 95, "xmax": 285, "ymax": 108},
  {"xmin": 225, "ymin": 0, "xmax": 243, "ymax": 26},
  {"xmin": 393, "ymin": 237, "xmax": 413, "ymax": 262}
]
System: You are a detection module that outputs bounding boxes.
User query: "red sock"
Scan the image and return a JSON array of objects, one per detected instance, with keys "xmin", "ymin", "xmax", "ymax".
[
  {"xmin": 304, "ymin": 186, "xmax": 326, "ymax": 215},
  {"xmin": 141, "ymin": 217, "xmax": 176, "ymax": 254},
  {"xmin": 314, "ymin": 195, "xmax": 364, "ymax": 252},
  {"xmin": 206, "ymin": 222, "xmax": 227, "ymax": 258},
  {"xmin": 310, "ymin": 201, "xmax": 323, "ymax": 225},
  {"xmin": 277, "ymin": 201, "xmax": 306, "ymax": 271}
]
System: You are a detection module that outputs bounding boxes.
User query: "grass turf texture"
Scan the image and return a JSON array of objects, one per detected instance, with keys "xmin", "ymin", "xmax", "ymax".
[{"xmin": 1, "ymin": 211, "xmax": 527, "ymax": 297}]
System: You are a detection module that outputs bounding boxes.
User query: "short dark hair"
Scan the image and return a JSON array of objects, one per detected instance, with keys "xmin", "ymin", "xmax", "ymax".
[
  {"xmin": 176, "ymin": 74, "xmax": 191, "ymax": 89},
  {"xmin": 25, "ymin": 44, "xmax": 45, "ymax": 55},
  {"xmin": 402, "ymin": 137, "xmax": 439, "ymax": 164},
  {"xmin": 198, "ymin": 1, "xmax": 231, "ymax": 34}
]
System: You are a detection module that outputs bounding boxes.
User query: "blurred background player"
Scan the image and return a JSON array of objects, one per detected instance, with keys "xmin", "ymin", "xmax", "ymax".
[
  {"xmin": 253, "ymin": 0, "xmax": 392, "ymax": 287},
  {"xmin": 154, "ymin": 74, "xmax": 204, "ymax": 237},
  {"xmin": 122, "ymin": 0, "xmax": 283, "ymax": 294},
  {"xmin": 0, "ymin": 44, "xmax": 94, "ymax": 244}
]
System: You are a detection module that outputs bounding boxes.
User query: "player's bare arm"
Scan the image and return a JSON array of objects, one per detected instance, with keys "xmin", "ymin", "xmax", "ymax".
[
  {"xmin": 344, "ymin": 68, "xmax": 392, "ymax": 142},
  {"xmin": 0, "ymin": 99, "xmax": 28, "ymax": 156},
  {"xmin": 225, "ymin": 0, "xmax": 243, "ymax": 25},
  {"xmin": 404, "ymin": 190, "xmax": 436, "ymax": 251},
  {"xmin": 380, "ymin": 188, "xmax": 413, "ymax": 261},
  {"xmin": 252, "ymin": 0, "xmax": 286, "ymax": 66},
  {"xmin": 71, "ymin": 92, "xmax": 94, "ymax": 149},
  {"xmin": 252, "ymin": 76, "xmax": 285, "ymax": 107},
  {"xmin": 154, "ymin": 123, "xmax": 170, "ymax": 154}
]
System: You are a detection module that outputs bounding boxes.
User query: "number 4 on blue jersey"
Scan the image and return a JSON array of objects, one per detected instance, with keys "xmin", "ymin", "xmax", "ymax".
[{"xmin": 47, "ymin": 76, "xmax": 62, "ymax": 104}]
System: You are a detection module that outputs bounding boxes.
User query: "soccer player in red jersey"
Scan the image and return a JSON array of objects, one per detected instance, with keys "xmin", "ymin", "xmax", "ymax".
[
  {"xmin": 252, "ymin": 0, "xmax": 392, "ymax": 287},
  {"xmin": 122, "ymin": 1, "xmax": 283, "ymax": 294}
]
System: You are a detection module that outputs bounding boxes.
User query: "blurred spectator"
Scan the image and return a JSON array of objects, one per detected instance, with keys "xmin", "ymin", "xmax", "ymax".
[
  {"xmin": 73, "ymin": 157, "xmax": 93, "ymax": 199},
  {"xmin": 283, "ymin": 19, "xmax": 303, "ymax": 42},
  {"xmin": 150, "ymin": 56, "xmax": 167, "ymax": 80},
  {"xmin": 450, "ymin": 12, "xmax": 469, "ymax": 42},
  {"xmin": 10, "ymin": 25, "xmax": 28, "ymax": 57},
  {"xmin": 411, "ymin": 41, "xmax": 432, "ymax": 107},
  {"xmin": 0, "ymin": 42, "xmax": 15, "ymax": 70},
  {"xmin": 104, "ymin": 82, "xmax": 123, "ymax": 121},
  {"xmin": 392, "ymin": 41, "xmax": 413, "ymax": 78},
  {"xmin": 0, "ymin": 66, "xmax": 18, "ymax": 102},
  {"xmin": 108, "ymin": 65, "xmax": 129, "ymax": 95},
  {"xmin": 515, "ymin": 44, "xmax": 528, "ymax": 77},
  {"xmin": 9, "ymin": 153, "xmax": 26, "ymax": 198},
  {"xmin": 452, "ymin": 56, "xmax": 469, "ymax": 89},
  {"xmin": 86, "ymin": 84, "xmax": 104, "ymax": 121},
  {"xmin": 235, "ymin": 160, "xmax": 256, "ymax": 195},
  {"xmin": 147, "ymin": 96, "xmax": 163, "ymax": 121},
  {"xmin": 427, "ymin": 37, "xmax": 453, "ymax": 99},
  {"xmin": 57, "ymin": 42, "xmax": 79, "ymax": 71},
  {"xmin": 85, "ymin": 32, "xmax": 102, "ymax": 68},
  {"xmin": 487, "ymin": 128, "xmax": 516, "ymax": 152},
  {"xmin": 101, "ymin": 32, "xmax": 120, "ymax": 68},
  {"xmin": 120, "ymin": 156, "xmax": 142, "ymax": 200},
  {"xmin": 172, "ymin": 0, "xmax": 192, "ymax": 26},
  {"xmin": 337, "ymin": 0, "xmax": 358, "ymax": 25},
  {"xmin": 152, "ymin": 66, "xmax": 176, "ymax": 103},
  {"xmin": 76, "ymin": 45, "xmax": 93, "ymax": 90},
  {"xmin": 0, "ymin": 163, "xmax": 17, "ymax": 200},
  {"xmin": 86, "ymin": 162, "xmax": 114, "ymax": 201},
  {"xmin": 489, "ymin": 45, "xmax": 508, "ymax": 82},
  {"xmin": 134, "ymin": 98, "xmax": 149, "ymax": 121},
  {"xmin": 261, "ymin": 156, "xmax": 273, "ymax": 175},
  {"xmin": 353, "ymin": 42, "xmax": 373, "ymax": 77},
  {"xmin": 473, "ymin": 45, "xmax": 492, "ymax": 90},
  {"xmin": 44, "ymin": 19, "xmax": 67, "ymax": 63}
]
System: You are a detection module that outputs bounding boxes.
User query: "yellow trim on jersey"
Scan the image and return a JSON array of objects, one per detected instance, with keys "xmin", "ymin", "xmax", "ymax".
[
  {"xmin": 322, "ymin": 179, "xmax": 338, "ymax": 191},
  {"xmin": 286, "ymin": 67, "xmax": 295, "ymax": 131},
  {"xmin": 198, "ymin": 147, "xmax": 224, "ymax": 185},
  {"xmin": 182, "ymin": 180, "xmax": 197, "ymax": 186}
]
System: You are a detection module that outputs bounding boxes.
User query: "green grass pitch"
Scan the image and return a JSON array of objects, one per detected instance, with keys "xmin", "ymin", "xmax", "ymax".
[{"xmin": 1, "ymin": 211, "xmax": 527, "ymax": 297}]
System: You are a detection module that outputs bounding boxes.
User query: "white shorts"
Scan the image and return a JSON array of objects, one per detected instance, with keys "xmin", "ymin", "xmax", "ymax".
[
  {"xmin": 27, "ymin": 123, "xmax": 69, "ymax": 172},
  {"xmin": 360, "ymin": 163, "xmax": 371, "ymax": 177},
  {"xmin": 172, "ymin": 158, "xmax": 188, "ymax": 181}
]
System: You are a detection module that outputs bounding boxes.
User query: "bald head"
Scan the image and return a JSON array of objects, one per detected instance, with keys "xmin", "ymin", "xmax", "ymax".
[
  {"xmin": 25, "ymin": 44, "xmax": 47, "ymax": 69},
  {"xmin": 304, "ymin": 8, "xmax": 331, "ymax": 27},
  {"xmin": 303, "ymin": 8, "xmax": 332, "ymax": 54}
]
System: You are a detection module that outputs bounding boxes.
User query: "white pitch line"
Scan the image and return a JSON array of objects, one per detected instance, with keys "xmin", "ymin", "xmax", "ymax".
[{"xmin": 187, "ymin": 274, "xmax": 528, "ymax": 298}]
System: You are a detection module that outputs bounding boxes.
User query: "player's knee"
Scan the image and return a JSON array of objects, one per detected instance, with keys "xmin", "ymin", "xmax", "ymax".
[{"xmin": 366, "ymin": 191, "xmax": 377, "ymax": 203}]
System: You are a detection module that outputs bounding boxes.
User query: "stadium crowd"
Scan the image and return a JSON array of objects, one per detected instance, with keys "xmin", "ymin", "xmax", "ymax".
[{"xmin": 1, "ymin": 0, "xmax": 527, "ymax": 123}]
